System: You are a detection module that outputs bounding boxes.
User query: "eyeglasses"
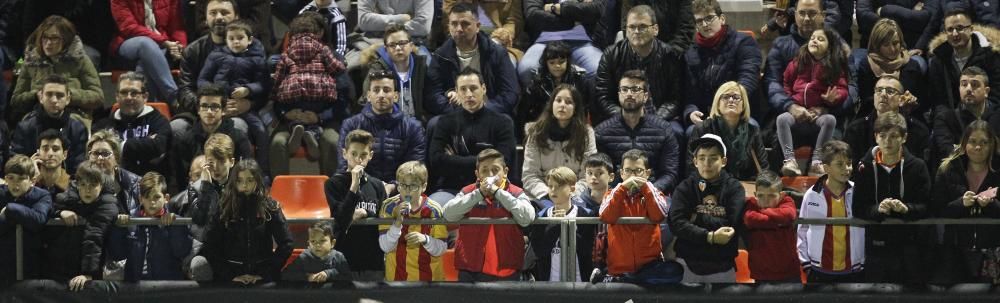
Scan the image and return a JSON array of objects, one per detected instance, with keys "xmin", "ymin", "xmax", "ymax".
[
  {"xmin": 626, "ymin": 23, "xmax": 653, "ymax": 33},
  {"xmin": 620, "ymin": 85, "xmax": 646, "ymax": 94},
  {"xmin": 386, "ymin": 40, "xmax": 411, "ymax": 49},
  {"xmin": 945, "ymin": 25, "xmax": 972, "ymax": 34},
  {"xmin": 199, "ymin": 103, "xmax": 224, "ymax": 111},
  {"xmin": 797, "ymin": 10, "xmax": 820, "ymax": 20},
  {"xmin": 89, "ymin": 150, "xmax": 114, "ymax": 159},
  {"xmin": 41, "ymin": 36, "xmax": 62, "ymax": 44},
  {"xmin": 117, "ymin": 89, "xmax": 146, "ymax": 98},
  {"xmin": 621, "ymin": 168, "xmax": 646, "ymax": 175},
  {"xmin": 398, "ymin": 183, "xmax": 423, "ymax": 192},
  {"xmin": 875, "ymin": 87, "xmax": 901, "ymax": 96},
  {"xmin": 720, "ymin": 93, "xmax": 743, "ymax": 102},
  {"xmin": 694, "ymin": 15, "xmax": 719, "ymax": 27}
]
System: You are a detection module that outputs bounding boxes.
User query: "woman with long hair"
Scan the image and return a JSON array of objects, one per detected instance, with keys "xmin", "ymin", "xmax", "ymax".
[
  {"xmin": 932, "ymin": 121, "xmax": 1000, "ymax": 283},
  {"xmin": 201, "ymin": 160, "xmax": 292, "ymax": 284},
  {"xmin": 688, "ymin": 82, "xmax": 768, "ymax": 180},
  {"xmin": 521, "ymin": 84, "xmax": 596, "ymax": 203},
  {"xmin": 519, "ymin": 41, "xmax": 591, "ymax": 132}
]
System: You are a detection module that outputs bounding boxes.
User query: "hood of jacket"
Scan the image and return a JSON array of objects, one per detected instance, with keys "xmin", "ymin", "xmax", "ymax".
[
  {"xmin": 929, "ymin": 24, "xmax": 1000, "ymax": 55},
  {"xmin": 286, "ymin": 33, "xmax": 328, "ymax": 63},
  {"xmin": 24, "ymin": 35, "xmax": 88, "ymax": 67}
]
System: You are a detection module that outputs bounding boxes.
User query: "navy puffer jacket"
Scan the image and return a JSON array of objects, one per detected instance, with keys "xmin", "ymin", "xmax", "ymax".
[
  {"xmin": 594, "ymin": 114, "xmax": 680, "ymax": 194},
  {"xmin": 683, "ymin": 28, "xmax": 762, "ymax": 124},
  {"xmin": 338, "ymin": 105, "xmax": 427, "ymax": 183}
]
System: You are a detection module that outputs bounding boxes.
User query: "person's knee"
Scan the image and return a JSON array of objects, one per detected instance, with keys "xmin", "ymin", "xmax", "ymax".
[
  {"xmin": 320, "ymin": 129, "xmax": 339, "ymax": 147},
  {"xmin": 776, "ymin": 112, "xmax": 794, "ymax": 127},
  {"xmin": 232, "ymin": 117, "xmax": 249, "ymax": 133},
  {"xmin": 816, "ymin": 115, "xmax": 836, "ymax": 127},
  {"xmin": 189, "ymin": 256, "xmax": 213, "ymax": 281}
]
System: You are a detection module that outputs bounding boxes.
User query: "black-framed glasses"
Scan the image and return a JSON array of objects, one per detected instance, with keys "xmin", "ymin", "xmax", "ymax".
[
  {"xmin": 386, "ymin": 40, "xmax": 411, "ymax": 48},
  {"xmin": 875, "ymin": 87, "xmax": 901, "ymax": 96},
  {"xmin": 626, "ymin": 23, "xmax": 653, "ymax": 33},
  {"xmin": 945, "ymin": 25, "xmax": 972, "ymax": 34},
  {"xmin": 694, "ymin": 15, "xmax": 719, "ymax": 27},
  {"xmin": 398, "ymin": 183, "xmax": 423, "ymax": 192},
  {"xmin": 796, "ymin": 10, "xmax": 820, "ymax": 20},
  {"xmin": 89, "ymin": 150, "xmax": 113, "ymax": 159},
  {"xmin": 620, "ymin": 85, "xmax": 646, "ymax": 94},
  {"xmin": 117, "ymin": 89, "xmax": 146, "ymax": 98},
  {"xmin": 622, "ymin": 168, "xmax": 646, "ymax": 175},
  {"xmin": 199, "ymin": 103, "xmax": 224, "ymax": 111},
  {"xmin": 720, "ymin": 93, "xmax": 743, "ymax": 102}
]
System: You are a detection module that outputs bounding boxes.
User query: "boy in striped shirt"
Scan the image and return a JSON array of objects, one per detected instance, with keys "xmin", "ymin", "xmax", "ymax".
[{"xmin": 378, "ymin": 161, "xmax": 449, "ymax": 281}]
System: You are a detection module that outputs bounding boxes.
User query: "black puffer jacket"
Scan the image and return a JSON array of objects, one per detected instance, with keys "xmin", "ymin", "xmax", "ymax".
[
  {"xmin": 595, "ymin": 114, "xmax": 680, "ymax": 193},
  {"xmin": 338, "ymin": 105, "xmax": 427, "ymax": 183},
  {"xmin": 42, "ymin": 184, "xmax": 118, "ymax": 281},
  {"xmin": 201, "ymin": 198, "xmax": 292, "ymax": 282},
  {"xmin": 594, "ymin": 39, "xmax": 685, "ymax": 124},
  {"xmin": 428, "ymin": 108, "xmax": 517, "ymax": 191},
  {"xmin": 10, "ymin": 107, "xmax": 89, "ymax": 173},
  {"xmin": 0, "ymin": 186, "xmax": 52, "ymax": 282}
]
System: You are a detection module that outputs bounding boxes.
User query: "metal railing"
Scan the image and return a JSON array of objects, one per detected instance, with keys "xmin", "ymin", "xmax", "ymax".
[{"xmin": 15, "ymin": 216, "xmax": 1000, "ymax": 282}]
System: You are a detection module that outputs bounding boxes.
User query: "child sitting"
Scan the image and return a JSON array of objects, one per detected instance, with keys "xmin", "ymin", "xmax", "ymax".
[
  {"xmin": 378, "ymin": 161, "xmax": 449, "ymax": 281},
  {"xmin": 43, "ymin": 161, "xmax": 119, "ymax": 291},
  {"xmin": 530, "ymin": 167, "xmax": 597, "ymax": 282},
  {"xmin": 778, "ymin": 27, "xmax": 849, "ymax": 177},
  {"xmin": 118, "ymin": 172, "xmax": 192, "ymax": 282},
  {"xmin": 282, "ymin": 221, "xmax": 350, "ymax": 283},
  {"xmin": 744, "ymin": 170, "xmax": 800, "ymax": 282},
  {"xmin": 0, "ymin": 154, "xmax": 53, "ymax": 284}
]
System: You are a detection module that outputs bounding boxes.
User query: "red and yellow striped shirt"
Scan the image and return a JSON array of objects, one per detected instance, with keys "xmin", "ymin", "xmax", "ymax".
[{"xmin": 378, "ymin": 195, "xmax": 449, "ymax": 281}]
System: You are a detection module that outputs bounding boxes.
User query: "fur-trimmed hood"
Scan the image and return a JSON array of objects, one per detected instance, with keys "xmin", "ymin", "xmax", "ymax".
[
  {"xmin": 23, "ymin": 35, "xmax": 88, "ymax": 67},
  {"xmin": 929, "ymin": 24, "xmax": 1000, "ymax": 56}
]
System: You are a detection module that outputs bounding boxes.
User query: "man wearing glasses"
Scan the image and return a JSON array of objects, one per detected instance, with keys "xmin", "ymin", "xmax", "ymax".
[
  {"xmin": 10, "ymin": 74, "xmax": 88, "ymax": 174},
  {"xmin": 93, "ymin": 72, "xmax": 172, "ymax": 178},
  {"xmin": 928, "ymin": 9, "xmax": 1000, "ymax": 113},
  {"xmin": 844, "ymin": 75, "xmax": 930, "ymax": 164},
  {"xmin": 594, "ymin": 5, "xmax": 685, "ymax": 134},
  {"xmin": 171, "ymin": 83, "xmax": 253, "ymax": 193},
  {"xmin": 931, "ymin": 67, "xmax": 1000, "ymax": 170},
  {"xmin": 359, "ymin": 23, "xmax": 432, "ymax": 123},
  {"xmin": 339, "ymin": 70, "xmax": 426, "ymax": 195},
  {"xmin": 595, "ymin": 70, "xmax": 680, "ymax": 195}
]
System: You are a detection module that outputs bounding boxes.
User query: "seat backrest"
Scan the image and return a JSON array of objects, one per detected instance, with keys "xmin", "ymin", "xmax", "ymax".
[
  {"xmin": 271, "ymin": 175, "xmax": 331, "ymax": 219},
  {"xmin": 442, "ymin": 248, "xmax": 458, "ymax": 281},
  {"xmin": 110, "ymin": 102, "xmax": 172, "ymax": 120},
  {"xmin": 735, "ymin": 249, "xmax": 755, "ymax": 283}
]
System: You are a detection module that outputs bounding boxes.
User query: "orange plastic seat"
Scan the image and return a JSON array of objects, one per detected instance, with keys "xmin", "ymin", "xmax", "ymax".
[
  {"xmin": 735, "ymin": 249, "xmax": 755, "ymax": 283},
  {"xmin": 442, "ymin": 248, "xmax": 458, "ymax": 281},
  {"xmin": 272, "ymin": 175, "xmax": 331, "ymax": 219},
  {"xmin": 738, "ymin": 29, "xmax": 757, "ymax": 40},
  {"xmin": 111, "ymin": 102, "xmax": 172, "ymax": 120},
  {"xmin": 283, "ymin": 248, "xmax": 305, "ymax": 270},
  {"xmin": 782, "ymin": 176, "xmax": 820, "ymax": 192}
]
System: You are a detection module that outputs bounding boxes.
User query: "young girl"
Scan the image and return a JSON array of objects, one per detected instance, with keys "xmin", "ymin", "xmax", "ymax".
[
  {"xmin": 933, "ymin": 121, "xmax": 1000, "ymax": 283},
  {"xmin": 779, "ymin": 27, "xmax": 849, "ymax": 177},
  {"xmin": 201, "ymin": 160, "xmax": 292, "ymax": 285}
]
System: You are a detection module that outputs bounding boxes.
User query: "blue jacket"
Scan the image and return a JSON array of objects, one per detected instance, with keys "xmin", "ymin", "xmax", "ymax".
[
  {"xmin": 10, "ymin": 107, "xmax": 89, "ymax": 173},
  {"xmin": 426, "ymin": 32, "xmax": 519, "ymax": 116},
  {"xmin": 0, "ymin": 186, "xmax": 53, "ymax": 282},
  {"xmin": 683, "ymin": 28, "xmax": 762, "ymax": 124},
  {"xmin": 765, "ymin": 25, "xmax": 857, "ymax": 115},
  {"xmin": 197, "ymin": 40, "xmax": 270, "ymax": 110},
  {"xmin": 338, "ymin": 105, "xmax": 427, "ymax": 182},
  {"xmin": 594, "ymin": 114, "xmax": 680, "ymax": 194},
  {"xmin": 115, "ymin": 217, "xmax": 192, "ymax": 282}
]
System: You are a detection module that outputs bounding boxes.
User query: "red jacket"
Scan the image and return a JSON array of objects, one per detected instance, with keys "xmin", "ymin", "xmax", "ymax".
[
  {"xmin": 782, "ymin": 59, "xmax": 848, "ymax": 109},
  {"xmin": 110, "ymin": 0, "xmax": 187, "ymax": 55},
  {"xmin": 599, "ymin": 182, "xmax": 669, "ymax": 275},
  {"xmin": 452, "ymin": 183, "xmax": 528, "ymax": 277},
  {"xmin": 743, "ymin": 195, "xmax": 800, "ymax": 281}
]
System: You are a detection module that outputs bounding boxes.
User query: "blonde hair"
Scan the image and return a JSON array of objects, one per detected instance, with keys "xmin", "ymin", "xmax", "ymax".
[
  {"xmin": 709, "ymin": 81, "xmax": 751, "ymax": 121},
  {"xmin": 87, "ymin": 129, "xmax": 123, "ymax": 164},
  {"xmin": 396, "ymin": 161, "xmax": 428, "ymax": 185},
  {"xmin": 545, "ymin": 166, "xmax": 578, "ymax": 187},
  {"xmin": 204, "ymin": 133, "xmax": 235, "ymax": 161}
]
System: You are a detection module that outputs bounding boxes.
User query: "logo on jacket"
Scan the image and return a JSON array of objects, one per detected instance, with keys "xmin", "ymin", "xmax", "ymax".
[{"xmin": 696, "ymin": 194, "xmax": 727, "ymax": 218}]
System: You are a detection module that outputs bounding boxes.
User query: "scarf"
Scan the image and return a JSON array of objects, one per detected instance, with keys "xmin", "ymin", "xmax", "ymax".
[
  {"xmin": 711, "ymin": 117, "xmax": 749, "ymax": 172},
  {"xmin": 546, "ymin": 122, "xmax": 571, "ymax": 142},
  {"xmin": 866, "ymin": 50, "xmax": 910, "ymax": 78},
  {"xmin": 695, "ymin": 25, "xmax": 728, "ymax": 50}
]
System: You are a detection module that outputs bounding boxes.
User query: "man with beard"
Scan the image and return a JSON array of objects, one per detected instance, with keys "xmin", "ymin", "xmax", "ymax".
[
  {"xmin": 32, "ymin": 129, "xmax": 72, "ymax": 195},
  {"xmin": 171, "ymin": 84, "xmax": 253, "ymax": 193},
  {"xmin": 932, "ymin": 67, "xmax": 1000, "ymax": 171},
  {"xmin": 927, "ymin": 9, "xmax": 1000, "ymax": 113},
  {"xmin": 93, "ymin": 72, "xmax": 172, "ymax": 178},
  {"xmin": 10, "ymin": 75, "xmax": 88, "ymax": 174},
  {"xmin": 844, "ymin": 75, "xmax": 930, "ymax": 164},
  {"xmin": 595, "ymin": 70, "xmax": 680, "ymax": 194}
]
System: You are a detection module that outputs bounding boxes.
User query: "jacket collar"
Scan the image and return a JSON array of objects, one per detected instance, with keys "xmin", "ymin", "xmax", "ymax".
[{"xmin": 361, "ymin": 103, "xmax": 404, "ymax": 126}]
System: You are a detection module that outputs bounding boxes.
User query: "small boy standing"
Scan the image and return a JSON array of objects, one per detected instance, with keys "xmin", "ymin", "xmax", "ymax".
[
  {"xmin": 530, "ymin": 167, "xmax": 597, "ymax": 282},
  {"xmin": 282, "ymin": 222, "xmax": 351, "ymax": 283},
  {"xmin": 744, "ymin": 170, "xmax": 800, "ymax": 282},
  {"xmin": 118, "ymin": 172, "xmax": 192, "ymax": 282},
  {"xmin": 378, "ymin": 161, "xmax": 449, "ymax": 281},
  {"xmin": 0, "ymin": 155, "xmax": 53, "ymax": 284},
  {"xmin": 798, "ymin": 140, "xmax": 865, "ymax": 283},
  {"xmin": 669, "ymin": 134, "xmax": 746, "ymax": 283},
  {"xmin": 326, "ymin": 130, "xmax": 387, "ymax": 281},
  {"xmin": 580, "ymin": 153, "xmax": 615, "ymax": 280}
]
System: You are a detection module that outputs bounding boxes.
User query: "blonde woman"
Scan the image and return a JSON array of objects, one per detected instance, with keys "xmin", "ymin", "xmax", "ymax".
[{"xmin": 688, "ymin": 82, "xmax": 768, "ymax": 181}]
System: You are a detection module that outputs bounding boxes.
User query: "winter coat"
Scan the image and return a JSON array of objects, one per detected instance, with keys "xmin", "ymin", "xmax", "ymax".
[
  {"xmin": 600, "ymin": 182, "xmax": 669, "ymax": 275},
  {"xmin": 744, "ymin": 195, "xmax": 800, "ymax": 281},
  {"xmin": 178, "ymin": 36, "xmax": 226, "ymax": 115},
  {"xmin": 595, "ymin": 0, "xmax": 694, "ymax": 51},
  {"xmin": 783, "ymin": 58, "xmax": 849, "ymax": 109},
  {"xmin": 594, "ymin": 38, "xmax": 686, "ymax": 124},
  {"xmin": 688, "ymin": 117, "xmax": 769, "ymax": 181},
  {"xmin": 96, "ymin": 105, "xmax": 173, "ymax": 177},
  {"xmin": 273, "ymin": 33, "xmax": 345, "ymax": 119},
  {"xmin": 281, "ymin": 248, "xmax": 351, "ymax": 281},
  {"xmin": 171, "ymin": 179, "xmax": 224, "ymax": 243},
  {"xmin": 857, "ymin": 0, "xmax": 937, "ymax": 50},
  {"xmin": 933, "ymin": 156, "xmax": 1000, "ymax": 250},
  {"xmin": 530, "ymin": 203, "xmax": 597, "ymax": 281},
  {"xmin": 519, "ymin": 65, "xmax": 592, "ymax": 125},
  {"xmin": 683, "ymin": 28, "xmax": 762, "ymax": 124},
  {"xmin": 338, "ymin": 105, "xmax": 427, "ymax": 182},
  {"xmin": 668, "ymin": 172, "xmax": 746, "ymax": 271},
  {"xmin": 357, "ymin": 0, "xmax": 434, "ymax": 38},
  {"xmin": 12, "ymin": 36, "xmax": 103, "ymax": 115},
  {"xmin": 927, "ymin": 25, "xmax": 1000, "ymax": 111},
  {"xmin": 170, "ymin": 118, "xmax": 253, "ymax": 192},
  {"xmin": 766, "ymin": 25, "xmax": 857, "ymax": 114},
  {"xmin": 109, "ymin": 0, "xmax": 187, "ymax": 55},
  {"xmin": 521, "ymin": 122, "xmax": 597, "ymax": 201},
  {"xmin": 427, "ymin": 108, "xmax": 517, "ymax": 191},
  {"xmin": 853, "ymin": 50, "xmax": 926, "ymax": 119},
  {"xmin": 197, "ymin": 43, "xmax": 271, "ymax": 108},
  {"xmin": 427, "ymin": 32, "xmax": 520, "ymax": 116},
  {"xmin": 594, "ymin": 114, "xmax": 680, "ymax": 194},
  {"xmin": 0, "ymin": 186, "xmax": 53, "ymax": 282},
  {"xmin": 442, "ymin": 0, "xmax": 523, "ymax": 38},
  {"xmin": 359, "ymin": 45, "xmax": 430, "ymax": 122},
  {"xmin": 326, "ymin": 172, "xmax": 387, "ymax": 272},
  {"xmin": 114, "ymin": 167, "xmax": 143, "ymax": 217},
  {"xmin": 115, "ymin": 215, "xmax": 192, "ymax": 281},
  {"xmin": 200, "ymin": 198, "xmax": 293, "ymax": 282},
  {"xmin": 523, "ymin": 0, "xmax": 605, "ymax": 41},
  {"xmin": 10, "ymin": 107, "xmax": 89, "ymax": 173},
  {"xmin": 844, "ymin": 111, "xmax": 931, "ymax": 164},
  {"xmin": 42, "ymin": 184, "xmax": 118, "ymax": 281}
]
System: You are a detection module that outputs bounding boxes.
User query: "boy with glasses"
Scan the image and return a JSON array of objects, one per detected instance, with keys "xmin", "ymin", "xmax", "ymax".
[
  {"xmin": 171, "ymin": 84, "xmax": 253, "ymax": 193},
  {"xmin": 378, "ymin": 161, "xmax": 448, "ymax": 281}
]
